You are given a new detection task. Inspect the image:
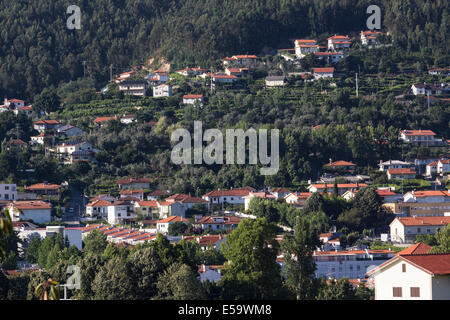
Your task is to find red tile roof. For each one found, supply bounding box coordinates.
[26,183,61,190]
[409,190,447,197]
[394,216,450,227]
[94,116,117,123]
[401,130,436,136]
[387,168,416,175]
[400,254,450,275]
[203,189,250,197]
[157,216,184,224]
[397,243,432,256]
[183,94,203,99]
[325,160,356,167]
[136,201,158,207]
[9,201,51,210]
[310,183,368,189]
[314,67,335,73]
[87,200,111,207]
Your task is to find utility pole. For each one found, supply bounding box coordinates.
[110,64,113,82]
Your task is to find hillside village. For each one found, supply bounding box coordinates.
[1,27,450,301]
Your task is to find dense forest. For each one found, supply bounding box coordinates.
[0,0,448,99]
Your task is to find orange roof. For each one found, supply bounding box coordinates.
[120,189,144,195]
[137,201,158,207]
[314,249,392,256]
[397,243,432,256]
[183,94,203,99]
[401,130,436,136]
[9,201,51,210]
[233,55,257,59]
[295,39,317,43]
[157,216,183,224]
[26,183,60,190]
[325,160,356,167]
[94,116,116,123]
[399,254,450,275]
[203,189,250,197]
[410,190,447,197]
[87,200,111,207]
[328,35,351,40]
[395,216,450,227]
[387,168,416,174]
[314,67,334,73]
[310,183,368,189]
[376,189,397,196]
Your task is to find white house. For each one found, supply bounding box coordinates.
[327,35,352,51]
[314,52,345,63]
[386,168,416,180]
[367,253,450,300]
[156,216,185,234]
[198,264,223,283]
[378,160,412,172]
[411,84,442,96]
[153,84,173,97]
[8,201,52,224]
[284,192,312,208]
[156,201,185,219]
[390,216,450,244]
[33,120,61,133]
[56,125,83,138]
[202,189,251,206]
[183,94,204,106]
[118,80,149,96]
[212,73,238,83]
[294,39,319,58]
[120,114,136,124]
[107,201,135,225]
[360,30,382,46]
[86,199,111,218]
[16,225,83,250]
[0,184,17,201]
[313,67,334,80]
[265,76,286,87]
[313,249,395,279]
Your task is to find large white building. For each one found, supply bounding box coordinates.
[202,189,252,206]
[153,84,173,97]
[8,201,52,223]
[0,184,17,201]
[313,249,395,279]
[367,253,450,300]
[15,225,83,250]
[390,216,450,244]
[107,201,135,225]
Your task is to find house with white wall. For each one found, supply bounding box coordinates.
[0,184,17,201]
[367,253,450,300]
[8,201,52,223]
[390,216,450,243]
[153,84,173,97]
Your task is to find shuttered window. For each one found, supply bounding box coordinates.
[410,287,420,297]
[393,287,402,297]
[402,264,406,272]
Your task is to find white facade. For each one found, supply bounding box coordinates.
[107,204,135,224]
[0,184,17,201]
[17,226,83,250]
[390,217,449,244]
[313,250,395,279]
[368,256,450,300]
[8,202,52,224]
[153,84,173,97]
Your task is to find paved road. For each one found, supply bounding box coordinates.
[63,185,87,224]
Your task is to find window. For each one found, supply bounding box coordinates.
[417,228,421,233]
[402,264,406,272]
[410,287,420,297]
[5,186,9,190]
[393,287,402,297]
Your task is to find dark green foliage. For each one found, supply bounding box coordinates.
[83,230,108,255]
[168,221,188,236]
[281,216,321,300]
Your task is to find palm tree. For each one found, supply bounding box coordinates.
[0,209,13,259]
[35,278,60,300]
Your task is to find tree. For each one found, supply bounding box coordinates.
[72,253,105,299]
[156,262,205,300]
[33,87,60,114]
[248,198,280,223]
[355,283,374,300]
[430,225,450,254]
[317,278,356,300]
[168,221,188,236]
[0,209,12,260]
[91,258,134,300]
[220,218,285,299]
[128,247,164,300]
[34,278,60,300]
[83,230,108,255]
[281,216,321,300]
[302,192,325,214]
